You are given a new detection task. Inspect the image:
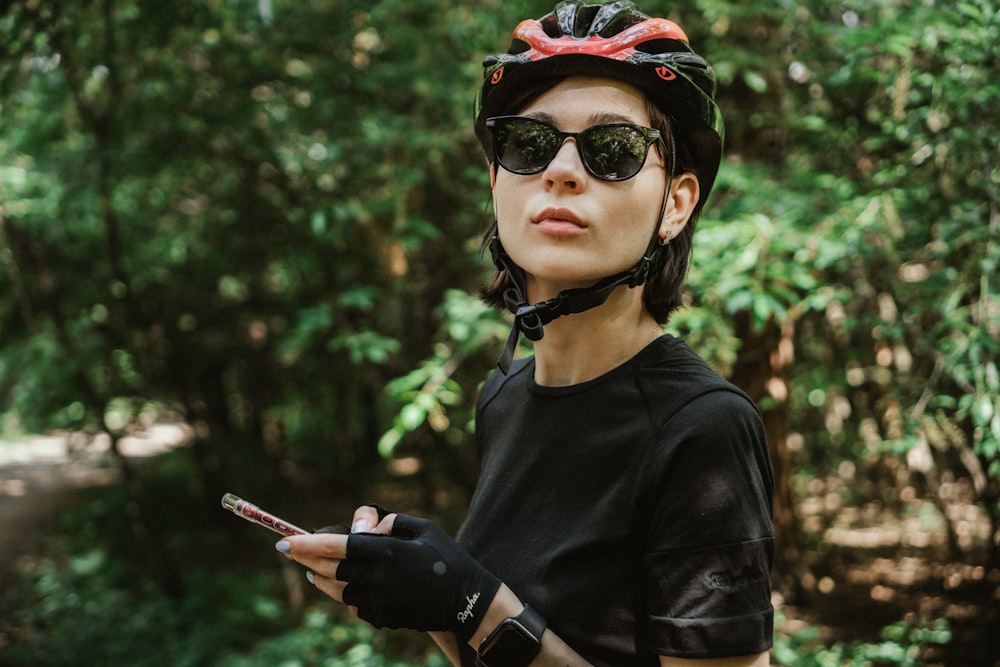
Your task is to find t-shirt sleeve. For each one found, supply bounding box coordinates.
[642,388,775,658]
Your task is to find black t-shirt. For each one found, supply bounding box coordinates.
[457,335,774,666]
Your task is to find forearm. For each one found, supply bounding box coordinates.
[467,584,593,667]
[467,585,770,667]
[430,631,462,667]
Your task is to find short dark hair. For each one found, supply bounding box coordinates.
[479,80,704,324]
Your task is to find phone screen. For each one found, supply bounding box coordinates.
[221,492,309,536]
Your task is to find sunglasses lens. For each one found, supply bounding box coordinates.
[490,117,656,181]
[494,119,561,174]
[579,126,649,181]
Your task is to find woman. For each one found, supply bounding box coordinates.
[276,2,775,666]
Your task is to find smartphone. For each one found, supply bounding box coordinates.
[221,492,309,537]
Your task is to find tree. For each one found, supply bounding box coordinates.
[1,1,997,660]
[0,0,515,589]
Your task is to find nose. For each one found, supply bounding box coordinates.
[543,138,587,191]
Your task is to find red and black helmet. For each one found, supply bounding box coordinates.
[475,0,724,197]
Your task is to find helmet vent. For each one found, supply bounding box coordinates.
[540,11,564,38]
[599,14,644,37]
[508,39,531,55]
[543,1,646,39]
[573,6,600,37]
[634,38,690,55]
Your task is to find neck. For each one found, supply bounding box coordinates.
[529,284,663,387]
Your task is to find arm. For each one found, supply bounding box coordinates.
[473,585,769,667]
[660,655,769,667]
[278,513,593,666]
[429,632,462,667]
[468,583,590,667]
[278,508,770,667]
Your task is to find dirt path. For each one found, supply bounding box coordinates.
[0,427,189,589]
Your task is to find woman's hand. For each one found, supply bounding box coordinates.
[276,509,501,643]
[274,505,394,611]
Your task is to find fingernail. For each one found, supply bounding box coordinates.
[306,571,315,584]
[275,540,291,553]
[351,519,369,534]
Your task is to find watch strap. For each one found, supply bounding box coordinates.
[475,605,547,667]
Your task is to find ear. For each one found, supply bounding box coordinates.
[658,172,700,243]
[489,162,497,190]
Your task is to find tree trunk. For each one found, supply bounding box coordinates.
[108,431,186,599]
[728,313,805,602]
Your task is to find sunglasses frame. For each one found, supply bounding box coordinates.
[486,115,664,182]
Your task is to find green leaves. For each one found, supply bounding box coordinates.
[1,0,997,664]
[0,0,505,482]
[377,290,507,458]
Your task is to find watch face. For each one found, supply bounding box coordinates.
[478,618,541,667]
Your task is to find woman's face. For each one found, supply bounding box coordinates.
[492,76,681,301]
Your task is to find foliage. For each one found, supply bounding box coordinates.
[215,611,450,667]
[1,0,998,664]
[0,481,445,667]
[778,0,1000,557]
[0,0,512,494]
[1,551,283,667]
[772,613,952,667]
[0,479,276,665]
[378,289,508,458]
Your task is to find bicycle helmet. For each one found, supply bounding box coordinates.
[476,0,723,196]
[476,1,725,373]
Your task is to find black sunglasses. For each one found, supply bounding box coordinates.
[486,115,664,182]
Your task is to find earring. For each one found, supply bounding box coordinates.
[658,230,672,246]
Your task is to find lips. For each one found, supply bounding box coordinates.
[532,207,587,229]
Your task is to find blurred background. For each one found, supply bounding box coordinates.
[0,0,997,665]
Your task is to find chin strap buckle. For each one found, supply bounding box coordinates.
[489,235,659,375]
[497,290,556,375]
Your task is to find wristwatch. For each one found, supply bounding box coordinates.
[475,605,547,667]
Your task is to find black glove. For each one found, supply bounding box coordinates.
[337,513,501,643]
